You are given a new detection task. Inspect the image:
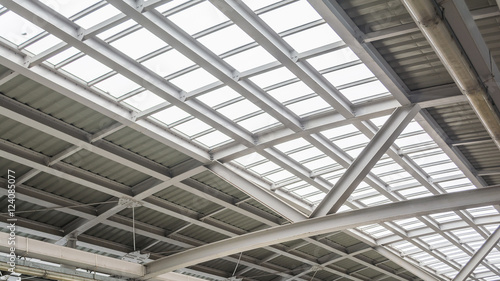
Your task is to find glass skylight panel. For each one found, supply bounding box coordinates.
[110,28,166,59]
[323,64,375,87]
[320,124,358,139]
[360,194,390,206]
[288,147,323,162]
[217,99,260,120]
[283,24,341,53]
[154,0,190,13]
[265,170,294,182]
[286,96,331,116]
[194,130,232,148]
[306,47,358,71]
[302,157,336,171]
[197,86,240,108]
[167,1,228,35]
[339,80,390,103]
[250,161,280,175]
[96,19,137,40]
[292,185,317,196]
[267,81,314,103]
[61,55,112,82]
[258,1,321,33]
[242,0,281,11]
[224,46,276,72]
[307,193,325,203]
[233,152,266,167]
[332,133,369,150]
[412,152,450,166]
[467,206,498,217]
[237,112,279,132]
[93,74,140,98]
[23,34,62,55]
[142,49,195,78]
[398,186,432,199]
[0,11,44,45]
[169,68,218,92]
[274,138,310,153]
[197,25,253,55]
[172,118,211,137]
[39,0,99,18]
[249,67,296,88]
[394,218,426,231]
[47,47,80,65]
[151,106,190,126]
[74,4,121,29]
[123,91,165,111]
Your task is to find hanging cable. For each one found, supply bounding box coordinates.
[231,252,243,278]
[132,205,136,252]
[309,267,319,281]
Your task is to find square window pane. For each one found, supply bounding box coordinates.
[0,11,43,45]
[249,67,295,89]
[198,25,253,55]
[47,47,80,65]
[307,47,358,71]
[286,96,331,116]
[24,34,62,55]
[40,0,99,18]
[340,80,390,103]
[224,46,276,73]
[237,112,279,132]
[142,49,195,77]
[123,91,165,111]
[151,106,190,126]
[259,1,321,33]
[169,68,218,92]
[61,55,112,82]
[168,1,228,35]
[110,28,166,59]
[217,99,260,120]
[284,24,341,53]
[195,130,232,148]
[74,4,121,29]
[323,64,374,87]
[173,118,211,137]
[267,81,313,103]
[197,86,241,107]
[94,74,141,98]
[233,152,266,166]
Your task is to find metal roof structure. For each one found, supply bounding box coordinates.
[1,0,500,280]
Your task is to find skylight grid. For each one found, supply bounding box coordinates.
[257,0,322,34]
[40,0,100,19]
[110,28,167,60]
[23,34,62,55]
[0,11,44,45]
[167,1,228,35]
[123,90,165,111]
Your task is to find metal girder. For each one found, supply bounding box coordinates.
[435,0,500,115]
[210,0,354,118]
[311,105,420,217]
[144,186,500,278]
[453,225,500,281]
[208,162,308,222]
[0,44,210,163]
[375,247,439,281]
[106,0,303,133]
[0,0,254,147]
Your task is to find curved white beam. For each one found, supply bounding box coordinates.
[144,186,500,278]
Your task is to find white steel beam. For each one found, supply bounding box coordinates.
[144,186,500,278]
[311,105,420,217]
[0,0,254,147]
[453,225,500,281]
[210,0,354,118]
[106,0,303,132]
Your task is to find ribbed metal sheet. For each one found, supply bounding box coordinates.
[192,170,248,200]
[476,15,500,66]
[427,102,490,141]
[104,126,193,168]
[177,224,228,244]
[0,75,116,134]
[85,223,156,250]
[154,185,222,216]
[25,171,113,204]
[0,114,73,157]
[325,232,362,248]
[267,254,305,270]
[337,0,454,90]
[211,209,265,232]
[296,243,331,258]
[372,31,454,90]
[0,157,32,178]
[117,205,186,232]
[62,149,150,187]
[0,198,76,228]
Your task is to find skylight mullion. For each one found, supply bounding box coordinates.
[109,1,305,133]
[213,0,355,119]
